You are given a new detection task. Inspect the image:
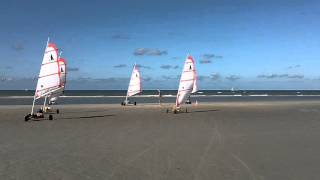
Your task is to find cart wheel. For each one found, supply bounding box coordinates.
[49,115,53,120]
[25,114,31,122]
[56,109,60,114]
[134,102,137,106]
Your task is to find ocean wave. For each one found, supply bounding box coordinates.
[249,94,269,97]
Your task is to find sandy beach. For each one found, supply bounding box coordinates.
[1,100,320,179]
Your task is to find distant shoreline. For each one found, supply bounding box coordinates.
[2,95,320,106]
[3,94,320,98]
[1,90,320,97]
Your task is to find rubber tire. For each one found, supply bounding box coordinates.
[49,115,53,120]
[25,114,31,122]
[56,109,60,114]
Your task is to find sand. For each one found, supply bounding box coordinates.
[1,101,320,179]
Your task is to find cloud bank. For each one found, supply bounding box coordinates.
[112,34,130,40]
[136,64,151,69]
[134,48,168,56]
[68,67,80,72]
[257,74,304,79]
[113,64,127,68]
[11,42,24,52]
[160,65,179,70]
[199,53,223,64]
[226,75,241,81]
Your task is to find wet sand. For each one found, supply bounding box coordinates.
[1,101,320,179]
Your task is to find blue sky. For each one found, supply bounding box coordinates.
[1,0,320,90]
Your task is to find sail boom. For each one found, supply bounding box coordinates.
[41,61,58,66]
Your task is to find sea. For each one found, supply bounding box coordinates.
[1,90,320,105]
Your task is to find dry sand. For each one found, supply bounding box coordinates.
[1,101,320,179]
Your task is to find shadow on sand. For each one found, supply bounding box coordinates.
[59,114,115,120]
[60,110,109,114]
[28,114,115,121]
[191,109,220,113]
[165,109,220,114]
[30,118,49,122]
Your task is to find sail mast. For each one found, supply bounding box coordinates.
[30,96,36,115]
[43,96,47,110]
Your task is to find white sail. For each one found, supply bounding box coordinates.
[191,69,198,93]
[58,57,67,87]
[176,55,197,107]
[35,42,61,99]
[127,64,142,97]
[49,57,67,103]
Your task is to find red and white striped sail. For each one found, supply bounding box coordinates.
[192,70,198,93]
[127,64,142,97]
[176,55,197,107]
[48,57,67,103]
[58,58,67,87]
[35,42,61,99]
